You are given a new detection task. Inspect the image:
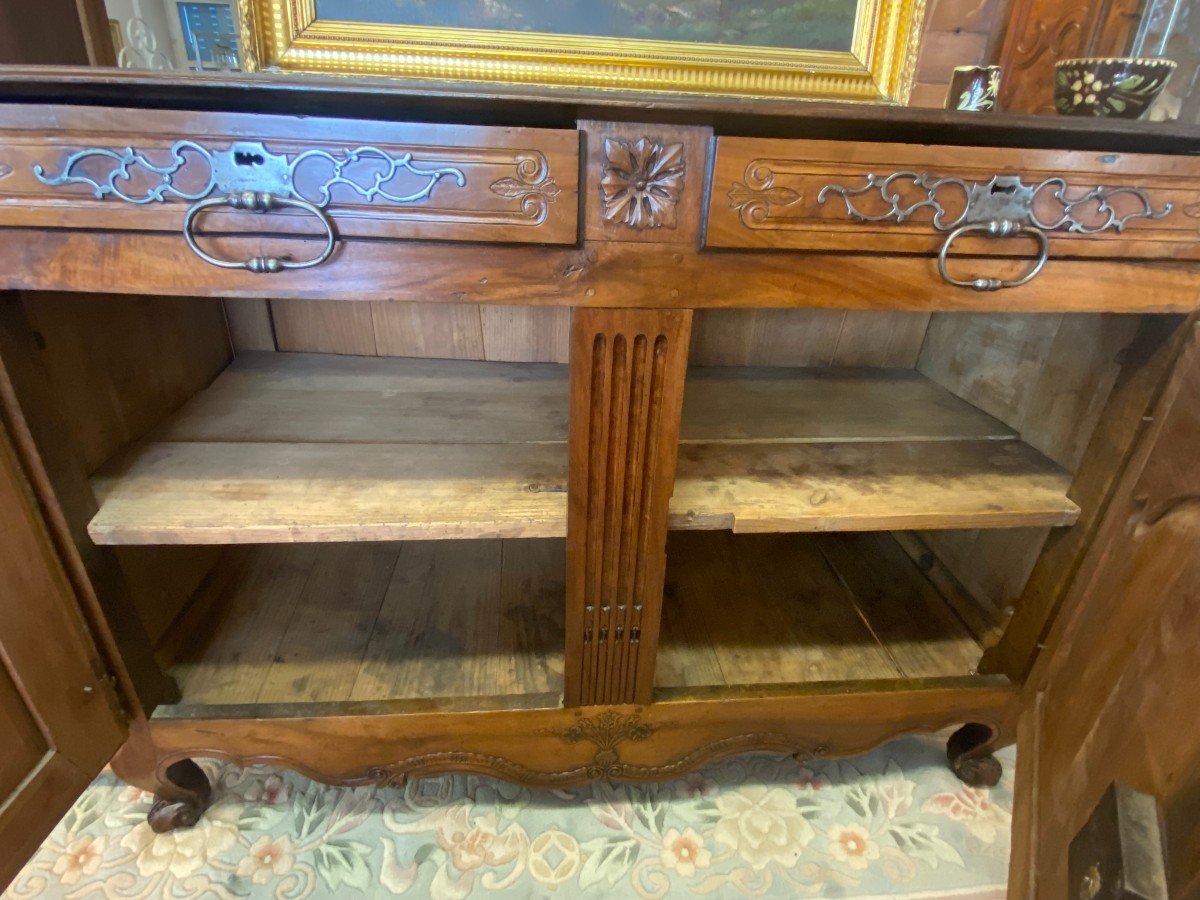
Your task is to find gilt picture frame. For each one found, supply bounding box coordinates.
[236,0,927,103]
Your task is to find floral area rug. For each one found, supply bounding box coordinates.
[5,736,1015,899]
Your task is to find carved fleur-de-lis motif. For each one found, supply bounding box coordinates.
[728,181,801,212]
[490,175,561,203]
[600,138,685,229]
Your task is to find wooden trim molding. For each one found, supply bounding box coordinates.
[565,308,692,706]
[143,679,1018,791]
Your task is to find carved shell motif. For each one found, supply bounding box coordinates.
[600,138,685,229]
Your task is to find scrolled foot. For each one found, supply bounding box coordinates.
[946,722,1002,788]
[147,760,212,833]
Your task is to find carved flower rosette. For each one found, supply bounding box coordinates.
[600,138,685,229]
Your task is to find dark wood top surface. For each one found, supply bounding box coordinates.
[2,65,1200,153]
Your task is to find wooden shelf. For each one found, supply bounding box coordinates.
[163,538,565,707]
[657,530,986,691]
[88,352,1078,545]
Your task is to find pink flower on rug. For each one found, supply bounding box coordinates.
[674,772,718,800]
[921,787,1012,844]
[236,835,294,884]
[243,774,291,805]
[827,823,880,870]
[791,767,830,793]
[659,827,711,877]
[436,804,525,873]
[117,785,156,805]
[52,835,107,884]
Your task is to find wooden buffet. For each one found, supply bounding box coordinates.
[1,69,1199,870]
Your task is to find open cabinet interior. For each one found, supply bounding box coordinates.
[3,292,1182,715]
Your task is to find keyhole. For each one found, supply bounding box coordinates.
[990,181,1017,195]
[234,150,265,167]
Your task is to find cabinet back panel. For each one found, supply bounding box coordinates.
[241,300,930,369]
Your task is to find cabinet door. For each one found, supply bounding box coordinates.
[1012,322,1200,897]
[0,421,127,889]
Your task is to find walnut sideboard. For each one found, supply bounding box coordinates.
[2,68,1199,873]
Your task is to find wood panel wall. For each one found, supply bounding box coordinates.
[21,293,231,643]
[228,300,931,369]
[910,0,1014,109]
[912,312,1142,616]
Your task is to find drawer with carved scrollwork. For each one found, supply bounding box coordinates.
[707,136,1200,291]
[0,104,578,273]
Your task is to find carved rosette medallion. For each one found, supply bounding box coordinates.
[600,138,685,229]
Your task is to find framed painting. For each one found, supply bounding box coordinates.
[235,0,927,103]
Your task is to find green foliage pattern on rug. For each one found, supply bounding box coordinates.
[5,736,1014,899]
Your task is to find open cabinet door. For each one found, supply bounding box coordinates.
[0,418,127,889]
[1011,321,1200,898]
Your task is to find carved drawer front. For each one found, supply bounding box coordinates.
[708,136,1200,289]
[0,104,578,269]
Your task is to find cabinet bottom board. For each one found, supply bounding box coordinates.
[158,529,989,712]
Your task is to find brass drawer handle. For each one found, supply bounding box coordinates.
[183,191,336,273]
[937,221,1050,291]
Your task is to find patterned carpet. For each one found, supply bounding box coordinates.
[5,736,1015,899]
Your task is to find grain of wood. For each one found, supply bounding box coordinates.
[89,441,570,544]
[352,541,502,700]
[816,532,983,677]
[257,543,398,703]
[170,545,318,704]
[1019,314,1141,469]
[87,353,1079,543]
[657,532,902,688]
[681,367,1015,444]
[173,539,565,705]
[371,302,485,360]
[9,230,1198,311]
[917,313,1065,433]
[223,299,275,352]
[480,305,571,362]
[832,312,933,367]
[22,292,230,473]
[497,539,566,695]
[892,531,1010,646]
[671,439,1079,533]
[915,313,1142,617]
[270,299,377,355]
[155,355,569,445]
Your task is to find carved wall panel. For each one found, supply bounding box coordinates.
[565,307,692,707]
[995,0,1143,115]
[0,104,580,245]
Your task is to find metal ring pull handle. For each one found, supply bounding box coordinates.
[183,191,336,273]
[937,221,1050,292]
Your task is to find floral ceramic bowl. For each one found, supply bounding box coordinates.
[1054,57,1175,118]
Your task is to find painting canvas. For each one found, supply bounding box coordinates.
[316,0,857,52]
